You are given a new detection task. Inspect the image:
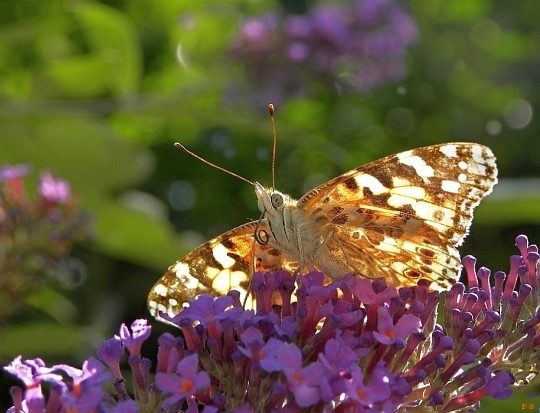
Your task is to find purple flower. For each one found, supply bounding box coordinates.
[4,357,111,413]
[60,385,104,412]
[258,337,287,372]
[5,235,540,412]
[373,305,421,344]
[344,364,392,405]
[116,319,152,357]
[239,16,277,47]
[111,400,139,413]
[319,336,358,374]
[352,277,399,305]
[4,357,40,387]
[485,371,514,399]
[0,164,93,321]
[275,343,328,407]
[56,357,111,390]
[163,294,239,339]
[154,354,211,408]
[37,171,72,204]
[156,332,184,374]
[97,338,125,379]
[4,357,63,386]
[0,164,31,182]
[237,327,265,360]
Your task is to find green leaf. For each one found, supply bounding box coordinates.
[0,323,86,359]
[71,1,142,96]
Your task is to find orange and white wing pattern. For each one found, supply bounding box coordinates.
[298,142,497,290]
[147,221,293,322]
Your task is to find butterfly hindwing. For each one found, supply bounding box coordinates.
[147,221,293,321]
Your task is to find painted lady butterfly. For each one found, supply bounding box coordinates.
[148,141,497,322]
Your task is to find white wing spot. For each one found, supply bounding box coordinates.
[171,262,200,289]
[392,177,412,187]
[398,155,434,178]
[212,269,248,294]
[458,161,468,170]
[172,262,189,277]
[213,243,236,268]
[441,180,460,194]
[357,174,389,195]
[439,144,458,157]
[388,186,427,207]
[471,144,486,163]
[458,173,467,183]
[153,284,169,297]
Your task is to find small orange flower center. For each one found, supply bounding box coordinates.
[180,379,194,393]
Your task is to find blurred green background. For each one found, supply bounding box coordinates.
[1,0,539,410]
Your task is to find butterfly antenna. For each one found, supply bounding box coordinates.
[268,104,277,190]
[174,143,254,186]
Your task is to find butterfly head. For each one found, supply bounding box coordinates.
[254,182,295,217]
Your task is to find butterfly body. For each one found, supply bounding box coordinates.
[149,142,497,322]
[255,182,327,272]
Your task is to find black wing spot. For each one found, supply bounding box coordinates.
[222,239,235,249]
[343,177,359,191]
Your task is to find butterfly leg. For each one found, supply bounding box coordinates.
[294,222,307,276]
[241,234,259,309]
[334,236,365,275]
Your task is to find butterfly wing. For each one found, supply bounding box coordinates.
[297,142,497,290]
[147,221,294,321]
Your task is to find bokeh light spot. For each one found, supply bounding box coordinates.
[385,107,416,136]
[485,120,502,136]
[167,180,196,211]
[503,98,532,129]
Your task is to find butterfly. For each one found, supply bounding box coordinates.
[148,142,498,322]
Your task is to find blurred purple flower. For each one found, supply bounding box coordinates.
[228,0,419,105]
[0,164,31,182]
[0,164,92,324]
[38,171,72,204]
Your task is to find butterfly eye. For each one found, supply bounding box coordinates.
[255,229,269,245]
[271,193,283,208]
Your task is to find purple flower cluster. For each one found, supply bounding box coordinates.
[5,357,132,413]
[228,0,419,105]
[5,235,540,412]
[0,164,92,322]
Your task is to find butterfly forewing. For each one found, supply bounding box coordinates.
[299,143,497,289]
